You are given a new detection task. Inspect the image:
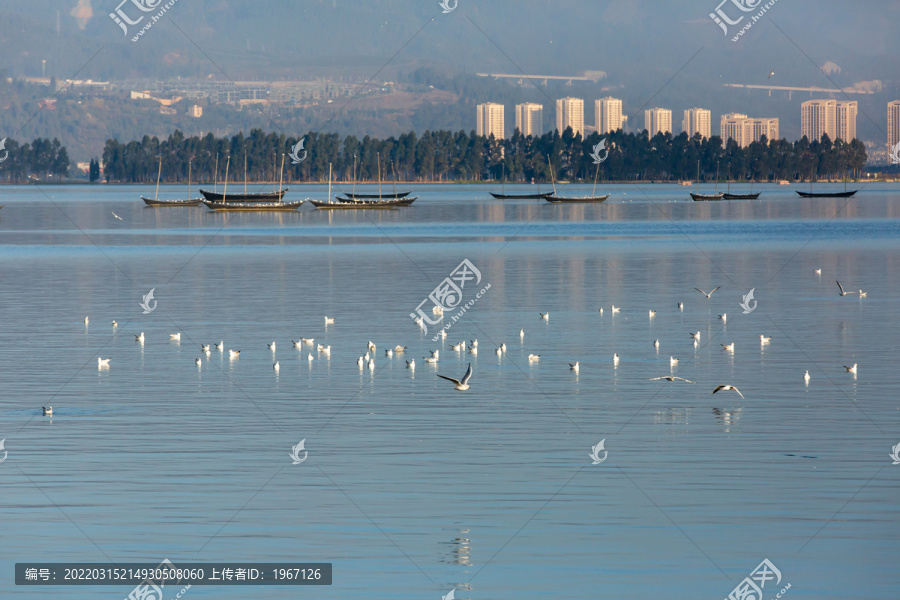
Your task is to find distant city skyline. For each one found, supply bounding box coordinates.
[476,102,504,139]
[683,108,712,140]
[644,108,672,137]
[556,97,584,138]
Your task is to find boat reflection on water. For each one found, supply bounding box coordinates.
[440,528,472,567]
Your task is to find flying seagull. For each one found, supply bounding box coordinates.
[438,363,473,391]
[649,376,696,383]
[843,363,857,375]
[695,287,721,299]
[836,281,856,297]
[111,211,123,220]
[712,384,744,399]
[768,68,775,79]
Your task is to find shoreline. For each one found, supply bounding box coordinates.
[3,179,893,186]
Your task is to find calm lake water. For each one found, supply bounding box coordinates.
[0,182,898,599]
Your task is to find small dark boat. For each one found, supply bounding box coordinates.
[142,196,203,207]
[199,188,288,202]
[342,190,411,199]
[796,190,857,198]
[490,192,548,199]
[690,192,725,201]
[203,200,304,211]
[313,197,417,209]
[722,192,760,200]
[543,193,610,203]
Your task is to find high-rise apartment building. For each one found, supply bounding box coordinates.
[801,100,835,142]
[595,97,623,134]
[889,101,900,150]
[720,114,778,147]
[515,103,543,136]
[476,102,505,139]
[682,108,711,139]
[644,108,672,136]
[835,101,857,142]
[556,97,584,137]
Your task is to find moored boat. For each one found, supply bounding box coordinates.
[691,192,725,201]
[490,192,547,199]
[795,190,857,198]
[314,197,416,209]
[342,190,411,199]
[142,197,203,206]
[203,200,304,211]
[722,192,760,200]
[543,193,610,203]
[199,188,288,202]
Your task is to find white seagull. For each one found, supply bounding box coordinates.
[649,376,696,383]
[613,353,620,366]
[670,356,679,366]
[273,361,280,371]
[540,312,549,321]
[293,340,303,349]
[97,357,111,368]
[495,347,502,356]
[43,406,53,416]
[268,342,276,351]
[394,345,407,353]
[836,281,856,297]
[695,287,721,299]
[368,341,376,352]
[569,361,580,372]
[649,310,656,318]
[500,343,507,353]
[215,341,224,351]
[229,349,240,359]
[368,359,375,370]
[718,314,727,323]
[386,349,393,358]
[520,328,525,339]
[201,344,210,353]
[424,351,439,364]
[84,316,89,324]
[843,363,857,375]
[437,363,473,391]
[407,359,415,369]
[196,358,202,368]
[528,354,541,362]
[135,332,145,343]
[451,342,465,351]
[324,316,335,324]
[599,307,604,315]
[112,211,123,220]
[814,268,822,275]
[112,321,118,328]
[690,331,701,341]
[358,356,365,367]
[307,353,314,361]
[712,384,744,399]
[803,370,811,383]
[859,289,867,298]
[611,305,621,313]
[468,346,478,355]
[678,302,684,311]
[653,339,660,348]
[170,333,181,341]
[301,337,315,345]
[470,339,478,347]
[722,342,735,352]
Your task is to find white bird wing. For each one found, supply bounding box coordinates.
[459,363,473,385]
[732,387,744,399]
[437,374,461,385]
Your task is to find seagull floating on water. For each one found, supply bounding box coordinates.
[500,343,507,353]
[97,357,111,368]
[495,347,502,356]
[528,354,541,362]
[112,321,117,328]
[43,406,52,416]
[653,339,660,348]
[649,376,695,383]
[293,340,303,349]
[437,363,473,391]
[540,312,549,321]
[695,287,721,299]
[843,363,857,375]
[273,361,280,371]
[451,342,464,351]
[386,349,393,358]
[394,345,407,353]
[599,307,604,315]
[170,333,181,341]
[84,316,90,325]
[358,356,364,367]
[814,268,822,275]
[196,358,202,368]
[135,332,145,343]
[229,349,240,359]
[613,353,620,366]
[649,310,656,318]
[307,353,314,361]
[407,359,415,369]
[368,341,376,352]
[722,342,735,352]
[678,302,684,311]
[718,314,727,323]
[611,305,621,313]
[520,328,525,338]
[803,370,810,383]
[712,384,744,399]
[215,341,224,351]
[468,346,478,355]
[424,351,439,363]
[201,344,210,353]
[470,339,478,347]
[268,342,276,351]
[690,331,701,341]
[859,290,867,298]
[670,356,679,366]
[324,316,335,325]
[569,361,579,372]
[368,359,375,370]
[760,335,771,344]
[301,337,314,345]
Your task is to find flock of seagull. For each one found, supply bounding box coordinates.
[44,274,861,416]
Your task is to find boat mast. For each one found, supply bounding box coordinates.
[188,159,191,201]
[501,162,505,195]
[328,162,332,204]
[244,153,248,195]
[353,154,357,197]
[154,156,162,201]
[214,153,219,193]
[223,155,230,200]
[391,160,397,197]
[273,152,277,192]
[548,156,557,195]
[278,153,285,197]
[696,160,700,194]
[714,162,719,195]
[592,160,600,197]
[377,152,382,199]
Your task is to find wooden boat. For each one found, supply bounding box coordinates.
[490,192,547,199]
[336,195,416,206]
[342,190,411,199]
[199,188,288,202]
[203,199,303,211]
[310,198,411,209]
[690,192,725,201]
[795,190,857,198]
[543,193,610,203]
[722,192,760,200]
[142,197,202,206]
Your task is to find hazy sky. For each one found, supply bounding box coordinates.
[2,0,899,141]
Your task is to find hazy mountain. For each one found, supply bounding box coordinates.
[1,0,898,145]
